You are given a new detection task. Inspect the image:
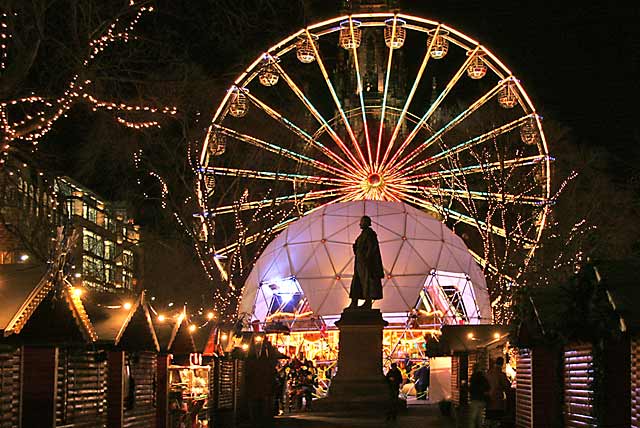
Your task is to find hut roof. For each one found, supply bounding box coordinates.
[152,312,196,355]
[84,290,159,351]
[0,264,96,342]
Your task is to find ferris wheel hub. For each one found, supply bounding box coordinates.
[367,173,382,187]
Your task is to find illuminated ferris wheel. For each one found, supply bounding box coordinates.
[197,12,552,300]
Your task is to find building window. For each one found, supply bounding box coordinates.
[83,230,104,258]
[82,202,98,223]
[83,255,104,282]
[104,240,115,260]
[122,250,134,270]
[105,263,115,284]
[122,270,133,289]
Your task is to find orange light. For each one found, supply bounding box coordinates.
[158,314,165,322]
[467,332,474,339]
[72,287,83,298]
[207,312,215,320]
[189,324,197,332]
[241,343,249,351]
[254,336,263,343]
[123,302,132,310]
[221,333,228,341]
[494,332,501,339]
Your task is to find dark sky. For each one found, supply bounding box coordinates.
[402,2,639,169]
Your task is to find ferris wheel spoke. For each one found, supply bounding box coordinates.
[215,195,356,257]
[397,190,536,245]
[384,46,482,171]
[388,79,505,174]
[273,61,367,173]
[201,188,351,217]
[242,91,361,178]
[381,25,441,169]
[201,166,349,186]
[347,17,373,167]
[374,16,400,170]
[395,114,536,178]
[404,154,549,183]
[304,29,368,170]
[399,185,548,206]
[214,125,348,179]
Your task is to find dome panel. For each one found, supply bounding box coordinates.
[240,201,491,323]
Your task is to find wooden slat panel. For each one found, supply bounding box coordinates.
[515,348,532,428]
[451,355,460,405]
[632,338,640,428]
[564,344,596,428]
[0,345,20,428]
[124,352,157,428]
[56,349,108,428]
[217,360,234,410]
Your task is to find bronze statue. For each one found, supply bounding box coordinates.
[349,215,384,309]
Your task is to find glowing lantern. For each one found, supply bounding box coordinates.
[229,88,248,117]
[296,36,318,63]
[498,81,518,109]
[467,51,487,79]
[428,30,449,59]
[339,20,362,50]
[520,118,539,145]
[258,57,279,86]
[384,18,406,49]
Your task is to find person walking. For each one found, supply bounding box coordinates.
[486,357,511,428]
[385,362,403,421]
[468,363,490,428]
[414,362,430,400]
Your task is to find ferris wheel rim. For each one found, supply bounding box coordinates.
[199,11,553,286]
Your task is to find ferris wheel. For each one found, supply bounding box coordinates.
[197,12,552,302]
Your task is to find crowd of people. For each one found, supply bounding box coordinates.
[273,353,319,414]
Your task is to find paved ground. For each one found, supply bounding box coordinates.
[275,400,455,428]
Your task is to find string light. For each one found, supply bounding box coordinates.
[0,2,177,153]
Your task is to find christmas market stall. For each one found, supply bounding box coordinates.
[152,310,204,428]
[514,260,636,428]
[0,263,100,428]
[83,290,160,428]
[435,324,511,419]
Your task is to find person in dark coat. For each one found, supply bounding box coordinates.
[414,362,430,400]
[469,363,490,428]
[349,215,384,309]
[385,362,403,420]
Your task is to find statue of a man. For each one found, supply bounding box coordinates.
[349,215,384,309]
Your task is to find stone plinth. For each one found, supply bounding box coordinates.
[315,307,392,413]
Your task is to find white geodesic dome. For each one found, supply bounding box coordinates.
[240,200,491,326]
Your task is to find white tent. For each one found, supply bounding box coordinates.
[240,200,492,326]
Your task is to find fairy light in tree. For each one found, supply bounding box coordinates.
[0,12,10,73]
[0,2,177,152]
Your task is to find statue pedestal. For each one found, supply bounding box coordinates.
[315,307,397,413]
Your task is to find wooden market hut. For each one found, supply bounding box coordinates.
[83,290,160,428]
[437,324,509,408]
[514,261,636,428]
[152,311,197,428]
[0,263,99,428]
